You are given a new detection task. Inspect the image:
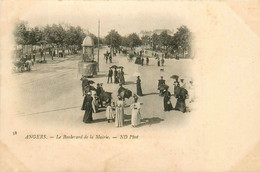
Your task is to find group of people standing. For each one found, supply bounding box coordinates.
[104,50,113,63]
[158,76,194,113]
[107,67,125,85]
[82,82,143,128]
[105,94,142,127]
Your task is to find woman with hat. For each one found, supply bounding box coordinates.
[115,95,125,127]
[81,92,93,123]
[163,88,174,112]
[105,98,114,123]
[136,76,143,96]
[130,95,142,127]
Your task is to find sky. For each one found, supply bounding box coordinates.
[20,1,191,37]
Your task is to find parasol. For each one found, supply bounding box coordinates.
[110,65,118,68]
[89,85,96,91]
[87,80,95,84]
[119,89,132,99]
[170,75,179,80]
[133,72,141,76]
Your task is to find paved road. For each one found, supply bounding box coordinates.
[11,47,194,129]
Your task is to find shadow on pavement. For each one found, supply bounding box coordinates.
[124,81,135,85]
[92,117,107,123]
[95,73,107,78]
[143,92,159,96]
[137,117,164,127]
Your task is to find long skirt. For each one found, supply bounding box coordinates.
[106,106,114,120]
[115,107,124,127]
[120,76,125,84]
[131,109,141,127]
[164,100,174,111]
[175,99,186,113]
[83,109,93,123]
[137,84,143,96]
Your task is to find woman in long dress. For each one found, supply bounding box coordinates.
[131,96,142,127]
[91,90,98,113]
[120,68,125,85]
[136,76,143,96]
[115,96,125,127]
[174,87,188,113]
[163,89,174,111]
[81,92,93,123]
[106,99,114,123]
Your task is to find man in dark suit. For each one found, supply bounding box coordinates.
[107,68,113,83]
[114,68,118,83]
[158,76,166,96]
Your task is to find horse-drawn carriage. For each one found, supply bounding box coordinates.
[12,59,32,73]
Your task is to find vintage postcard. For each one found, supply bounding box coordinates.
[0,0,260,171]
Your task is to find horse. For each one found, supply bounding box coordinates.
[119,88,132,100]
[99,90,112,107]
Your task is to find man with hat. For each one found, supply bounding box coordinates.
[107,68,113,83]
[158,76,166,96]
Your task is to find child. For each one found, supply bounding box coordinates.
[106,99,114,123]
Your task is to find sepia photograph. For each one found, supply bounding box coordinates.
[1,0,260,171]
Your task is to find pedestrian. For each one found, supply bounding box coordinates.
[107,68,113,83]
[180,79,187,89]
[98,84,104,107]
[131,95,142,127]
[141,57,144,66]
[115,96,125,127]
[33,53,35,62]
[120,68,125,85]
[80,76,88,96]
[81,92,93,123]
[109,53,112,63]
[173,80,181,98]
[40,50,44,61]
[117,69,121,84]
[105,54,108,63]
[157,58,160,66]
[187,80,195,103]
[136,76,143,96]
[174,86,188,113]
[161,57,165,66]
[114,68,118,83]
[96,83,101,97]
[106,99,114,123]
[158,76,166,96]
[91,90,98,113]
[146,57,149,65]
[163,88,174,111]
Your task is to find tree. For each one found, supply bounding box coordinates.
[28,26,43,46]
[141,35,151,47]
[159,31,171,50]
[126,33,142,48]
[104,30,122,48]
[151,33,160,50]
[121,36,129,47]
[171,25,192,58]
[13,21,29,46]
[64,25,86,48]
